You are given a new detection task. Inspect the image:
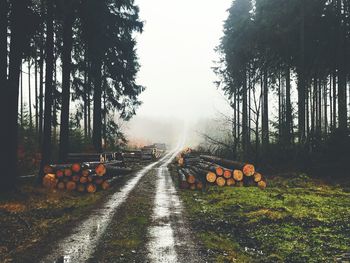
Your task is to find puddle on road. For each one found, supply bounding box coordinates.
[41,152,175,263]
[147,150,183,263]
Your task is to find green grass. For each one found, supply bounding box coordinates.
[179,173,350,263]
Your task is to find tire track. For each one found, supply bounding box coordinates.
[40,151,176,263]
[147,151,203,263]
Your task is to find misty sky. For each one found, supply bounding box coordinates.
[133,0,233,121]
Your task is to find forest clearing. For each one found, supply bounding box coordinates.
[1,0,350,262]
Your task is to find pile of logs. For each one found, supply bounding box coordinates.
[42,161,132,193]
[176,148,267,191]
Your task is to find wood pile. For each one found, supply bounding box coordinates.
[42,161,132,193]
[175,148,267,191]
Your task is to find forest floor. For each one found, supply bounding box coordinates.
[0,161,147,263]
[169,165,350,263]
[1,156,350,263]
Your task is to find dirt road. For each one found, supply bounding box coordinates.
[39,145,203,263]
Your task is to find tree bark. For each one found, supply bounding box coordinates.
[59,3,74,162]
[39,0,54,179]
[337,0,347,132]
[262,70,269,150]
[92,57,102,152]
[35,53,38,133]
[1,0,28,191]
[28,60,33,128]
[0,0,7,84]
[242,69,248,158]
[285,68,292,146]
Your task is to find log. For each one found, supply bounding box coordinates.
[94,164,132,177]
[182,168,196,184]
[101,180,110,190]
[223,169,232,179]
[206,172,217,183]
[43,174,57,189]
[216,177,226,187]
[55,169,64,178]
[215,166,224,176]
[233,170,244,181]
[258,180,267,190]
[226,178,236,186]
[71,163,81,173]
[66,181,77,191]
[200,155,255,176]
[64,168,72,177]
[87,183,97,193]
[80,176,88,184]
[253,172,263,182]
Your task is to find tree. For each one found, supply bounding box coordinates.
[58,0,75,162]
[39,0,55,178]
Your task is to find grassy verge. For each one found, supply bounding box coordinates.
[172,166,350,262]
[0,181,110,262]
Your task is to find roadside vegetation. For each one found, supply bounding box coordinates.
[175,168,350,262]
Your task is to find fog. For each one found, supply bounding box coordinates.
[126,0,233,147]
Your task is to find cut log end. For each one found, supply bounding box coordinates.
[206,172,217,183]
[71,163,81,173]
[254,172,262,182]
[187,174,196,184]
[258,180,267,190]
[223,170,232,179]
[233,170,244,181]
[226,178,236,186]
[215,166,224,176]
[216,177,226,187]
[87,183,97,193]
[43,174,57,189]
[66,181,77,191]
[95,164,106,177]
[243,164,255,177]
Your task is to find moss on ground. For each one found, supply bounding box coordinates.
[176,170,350,263]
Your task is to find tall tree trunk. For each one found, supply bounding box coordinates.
[285,68,292,146]
[0,0,7,85]
[59,4,74,162]
[333,73,337,130]
[298,0,306,144]
[83,69,88,139]
[92,57,102,152]
[262,70,269,151]
[20,64,23,126]
[35,53,39,134]
[1,0,28,190]
[337,0,347,132]
[242,70,248,159]
[28,60,32,128]
[39,0,54,179]
[38,39,44,141]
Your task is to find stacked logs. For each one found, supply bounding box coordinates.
[176,149,267,190]
[42,161,132,193]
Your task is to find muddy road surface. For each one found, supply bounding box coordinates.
[38,145,203,263]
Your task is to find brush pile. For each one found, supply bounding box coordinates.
[42,160,132,193]
[176,148,267,191]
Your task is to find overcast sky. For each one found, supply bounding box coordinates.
[133,0,233,121]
